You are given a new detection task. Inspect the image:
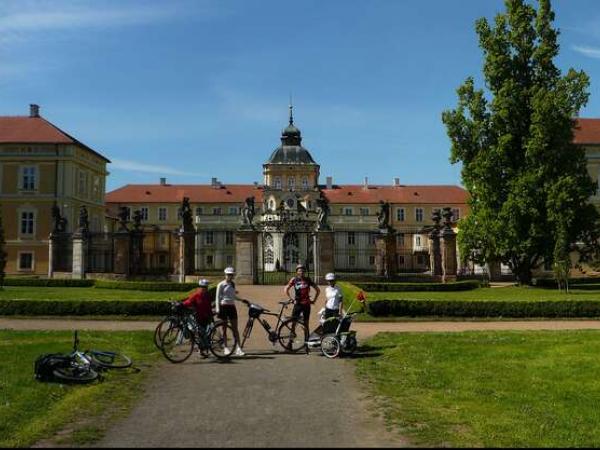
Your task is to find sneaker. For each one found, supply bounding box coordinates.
[234,346,245,357]
[223,347,232,356]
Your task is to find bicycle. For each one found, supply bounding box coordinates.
[47,330,132,383]
[158,302,238,363]
[239,299,308,353]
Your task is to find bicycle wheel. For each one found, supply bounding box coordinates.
[52,364,99,384]
[277,318,308,353]
[208,321,237,359]
[161,323,194,363]
[87,350,132,369]
[154,316,181,349]
[342,335,357,356]
[321,335,341,359]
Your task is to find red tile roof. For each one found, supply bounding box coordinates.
[106,183,468,205]
[321,185,468,204]
[0,115,110,162]
[106,184,265,204]
[574,118,600,145]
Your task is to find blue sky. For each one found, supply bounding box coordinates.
[1,0,600,191]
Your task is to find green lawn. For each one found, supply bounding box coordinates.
[356,330,600,447]
[368,285,600,302]
[0,330,161,447]
[0,286,192,301]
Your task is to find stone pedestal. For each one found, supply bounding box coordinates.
[235,230,258,285]
[441,228,457,283]
[177,229,195,283]
[113,231,131,276]
[71,232,87,280]
[375,231,398,278]
[313,231,334,284]
[428,228,442,277]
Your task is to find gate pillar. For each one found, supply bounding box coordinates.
[235,230,259,285]
[313,231,334,285]
[375,230,397,278]
[71,231,88,280]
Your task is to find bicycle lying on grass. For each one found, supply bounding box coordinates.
[155,301,238,363]
[34,330,132,384]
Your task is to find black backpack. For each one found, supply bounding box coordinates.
[34,353,71,381]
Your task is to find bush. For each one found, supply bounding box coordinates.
[3,278,95,287]
[366,299,600,318]
[533,277,600,288]
[0,299,171,316]
[94,280,198,291]
[355,280,481,292]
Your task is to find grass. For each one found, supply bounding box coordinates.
[0,286,192,301]
[367,285,600,302]
[0,330,162,447]
[355,330,600,447]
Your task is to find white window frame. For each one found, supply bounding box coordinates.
[415,208,424,222]
[397,208,405,222]
[397,233,405,246]
[19,209,36,237]
[205,231,214,245]
[274,177,282,189]
[140,207,149,221]
[158,207,168,221]
[452,208,460,221]
[360,208,369,216]
[226,255,234,266]
[287,177,295,190]
[195,207,203,217]
[344,207,353,216]
[213,207,222,216]
[17,251,35,271]
[348,255,356,267]
[20,165,38,191]
[225,231,234,245]
[206,254,214,267]
[302,176,309,189]
[229,207,238,216]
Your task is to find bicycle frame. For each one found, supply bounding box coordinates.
[240,301,291,349]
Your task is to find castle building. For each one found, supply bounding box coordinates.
[0,105,110,275]
[106,107,469,276]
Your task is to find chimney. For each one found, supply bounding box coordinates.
[160,177,166,185]
[211,177,218,188]
[29,104,40,118]
[363,176,369,189]
[394,177,400,186]
[326,176,333,189]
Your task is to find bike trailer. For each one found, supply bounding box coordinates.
[34,353,71,382]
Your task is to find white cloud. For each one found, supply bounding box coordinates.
[110,158,203,177]
[572,45,600,59]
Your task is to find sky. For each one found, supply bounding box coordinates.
[1,0,600,192]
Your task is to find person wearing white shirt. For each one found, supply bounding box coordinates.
[323,272,343,320]
[215,267,245,356]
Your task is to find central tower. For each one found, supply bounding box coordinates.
[262,105,321,213]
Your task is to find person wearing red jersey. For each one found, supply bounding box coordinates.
[284,264,320,331]
[181,278,213,357]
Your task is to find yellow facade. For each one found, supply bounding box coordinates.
[0,143,109,275]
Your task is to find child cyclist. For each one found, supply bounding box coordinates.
[181,278,213,357]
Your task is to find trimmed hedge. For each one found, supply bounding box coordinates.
[94,280,198,291]
[355,280,481,292]
[533,278,600,288]
[0,299,171,316]
[367,299,600,318]
[0,285,217,316]
[2,278,95,287]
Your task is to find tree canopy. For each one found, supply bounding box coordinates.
[442,0,599,284]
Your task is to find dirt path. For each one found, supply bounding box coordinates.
[92,351,406,448]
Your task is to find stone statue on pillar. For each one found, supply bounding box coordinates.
[117,206,129,232]
[77,205,89,235]
[441,207,458,282]
[315,192,330,231]
[429,209,443,277]
[240,196,256,229]
[377,201,392,232]
[132,209,143,232]
[51,203,67,233]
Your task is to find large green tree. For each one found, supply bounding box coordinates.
[442,0,599,285]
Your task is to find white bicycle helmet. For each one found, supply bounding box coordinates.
[224,267,235,275]
[198,279,209,287]
[325,272,336,281]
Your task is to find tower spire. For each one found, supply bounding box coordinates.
[289,95,294,125]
